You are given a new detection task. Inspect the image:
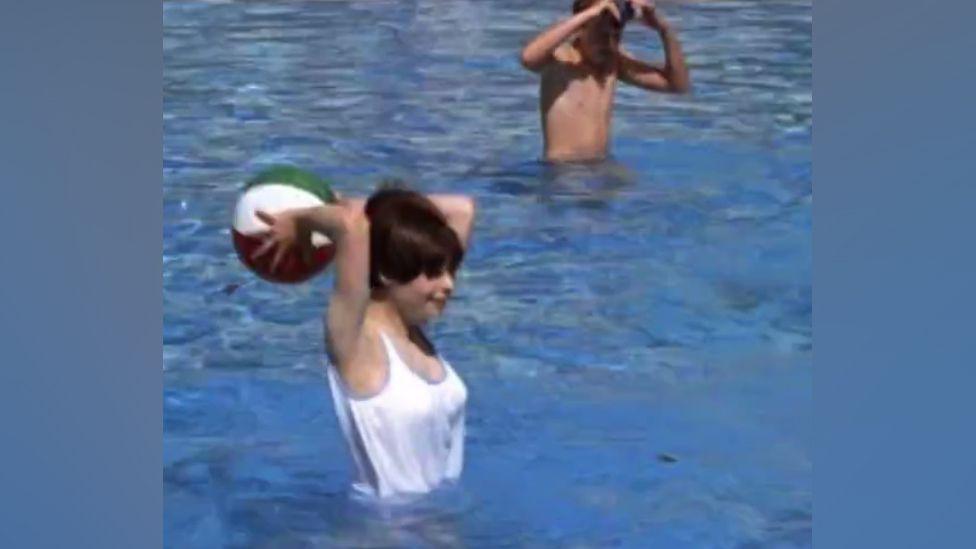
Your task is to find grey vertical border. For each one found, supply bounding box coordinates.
[0,0,161,547]
[816,0,976,546]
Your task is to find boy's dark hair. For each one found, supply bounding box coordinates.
[574,0,632,22]
[364,181,464,290]
[572,0,595,13]
[574,0,615,14]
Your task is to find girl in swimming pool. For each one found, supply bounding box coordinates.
[252,183,476,500]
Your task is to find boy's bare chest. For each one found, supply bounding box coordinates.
[544,68,617,116]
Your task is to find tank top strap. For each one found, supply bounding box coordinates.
[377,331,408,379]
[438,355,456,379]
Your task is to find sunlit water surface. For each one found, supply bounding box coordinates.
[164,1,811,546]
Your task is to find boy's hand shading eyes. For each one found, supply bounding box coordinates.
[631,0,668,31]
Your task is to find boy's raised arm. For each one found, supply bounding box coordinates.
[619,1,690,93]
[520,0,617,71]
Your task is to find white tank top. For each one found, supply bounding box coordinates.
[327,332,468,500]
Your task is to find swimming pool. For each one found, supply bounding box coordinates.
[164,0,811,546]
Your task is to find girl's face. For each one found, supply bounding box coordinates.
[386,269,456,326]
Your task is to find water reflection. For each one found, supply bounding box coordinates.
[164,0,811,546]
[482,158,637,209]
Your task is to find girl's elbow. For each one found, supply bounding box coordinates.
[455,196,476,226]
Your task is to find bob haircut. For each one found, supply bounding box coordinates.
[364,182,464,290]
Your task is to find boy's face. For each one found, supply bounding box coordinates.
[580,11,623,66]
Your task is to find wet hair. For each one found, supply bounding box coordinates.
[364,181,464,290]
[572,0,596,13]
[573,0,631,25]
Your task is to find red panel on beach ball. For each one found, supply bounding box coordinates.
[232,229,335,284]
[231,166,338,284]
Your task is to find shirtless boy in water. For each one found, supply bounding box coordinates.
[520,0,690,162]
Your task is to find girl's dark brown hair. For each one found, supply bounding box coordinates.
[364,182,464,290]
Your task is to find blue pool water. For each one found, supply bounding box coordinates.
[164,1,811,546]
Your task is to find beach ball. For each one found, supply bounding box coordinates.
[232,166,338,283]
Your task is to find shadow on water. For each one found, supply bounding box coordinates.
[481,157,638,210]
